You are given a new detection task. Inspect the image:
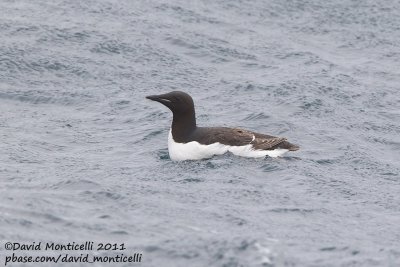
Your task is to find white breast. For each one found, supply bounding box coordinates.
[168,130,288,161]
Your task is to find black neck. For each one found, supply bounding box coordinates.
[171,111,196,142]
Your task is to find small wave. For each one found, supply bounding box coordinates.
[207,238,281,267]
[181,177,204,183]
[94,191,124,201]
[242,112,271,121]
[156,4,222,24]
[157,148,170,160]
[269,207,315,214]
[261,164,282,172]
[38,27,92,44]
[0,91,94,106]
[165,34,256,63]
[51,179,101,191]
[109,230,129,235]
[90,40,134,55]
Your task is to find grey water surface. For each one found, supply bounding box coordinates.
[1,0,399,266]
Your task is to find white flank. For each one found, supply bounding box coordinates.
[168,130,288,161]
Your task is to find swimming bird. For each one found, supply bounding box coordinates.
[146,91,299,161]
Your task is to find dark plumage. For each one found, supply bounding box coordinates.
[146,91,299,160]
[191,127,298,151]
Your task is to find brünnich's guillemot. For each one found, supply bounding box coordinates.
[146,91,299,161]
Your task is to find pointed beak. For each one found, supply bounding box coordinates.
[146,95,160,101]
[146,94,172,105]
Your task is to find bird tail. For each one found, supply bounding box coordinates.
[275,141,299,151]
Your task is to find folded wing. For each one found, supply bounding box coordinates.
[196,127,287,150]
